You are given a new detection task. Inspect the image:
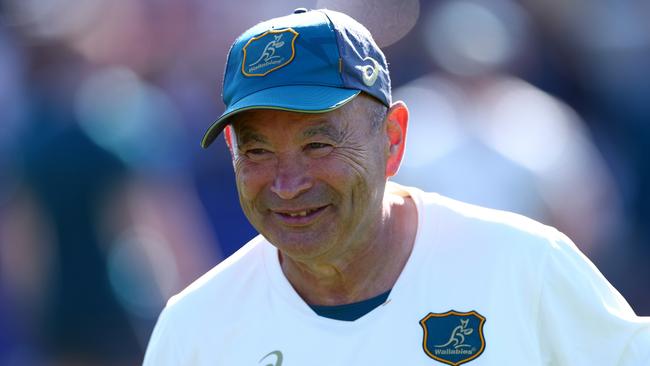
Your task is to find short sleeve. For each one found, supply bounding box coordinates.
[537,229,650,365]
[142,303,183,366]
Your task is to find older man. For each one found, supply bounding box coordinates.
[143,8,650,366]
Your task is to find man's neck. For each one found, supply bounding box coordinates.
[278,193,418,306]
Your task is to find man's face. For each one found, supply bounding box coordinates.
[229,95,389,261]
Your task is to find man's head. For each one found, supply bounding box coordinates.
[204,9,409,258]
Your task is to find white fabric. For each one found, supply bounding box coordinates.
[143,183,650,365]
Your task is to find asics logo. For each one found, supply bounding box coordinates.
[355,56,380,86]
[259,350,283,366]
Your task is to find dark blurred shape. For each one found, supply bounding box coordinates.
[0,41,142,364]
[19,111,140,364]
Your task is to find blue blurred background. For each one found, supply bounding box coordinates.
[0,0,648,364]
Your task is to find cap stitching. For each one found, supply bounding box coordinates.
[318,10,347,86]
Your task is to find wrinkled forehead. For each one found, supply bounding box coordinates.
[231,103,357,134]
[230,108,346,143]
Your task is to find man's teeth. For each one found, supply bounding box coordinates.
[280,207,323,217]
[288,211,308,217]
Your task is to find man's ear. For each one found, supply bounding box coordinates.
[384,101,409,178]
[224,125,236,159]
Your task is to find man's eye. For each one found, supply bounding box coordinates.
[244,148,271,159]
[304,142,333,157]
[305,142,332,150]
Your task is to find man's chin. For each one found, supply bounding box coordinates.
[267,233,334,261]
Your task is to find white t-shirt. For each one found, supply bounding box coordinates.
[143,184,650,365]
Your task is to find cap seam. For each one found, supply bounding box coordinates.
[318,9,347,87]
[220,40,238,103]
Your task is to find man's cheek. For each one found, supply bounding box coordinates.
[236,173,261,204]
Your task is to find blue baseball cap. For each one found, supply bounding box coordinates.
[201,8,392,148]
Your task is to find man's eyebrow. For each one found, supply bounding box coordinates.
[302,123,343,141]
[236,126,267,145]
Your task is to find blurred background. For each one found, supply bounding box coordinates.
[0,0,648,364]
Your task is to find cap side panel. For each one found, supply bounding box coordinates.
[321,10,391,106]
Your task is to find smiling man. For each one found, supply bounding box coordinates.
[226,95,414,307]
[143,8,650,366]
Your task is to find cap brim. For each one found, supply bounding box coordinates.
[201,85,360,148]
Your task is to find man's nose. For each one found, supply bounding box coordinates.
[270,155,313,200]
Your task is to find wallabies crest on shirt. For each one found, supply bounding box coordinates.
[420,310,486,365]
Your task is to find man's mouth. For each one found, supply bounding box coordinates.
[280,207,321,217]
[273,205,329,224]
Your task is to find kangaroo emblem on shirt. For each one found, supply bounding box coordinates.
[436,318,474,349]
